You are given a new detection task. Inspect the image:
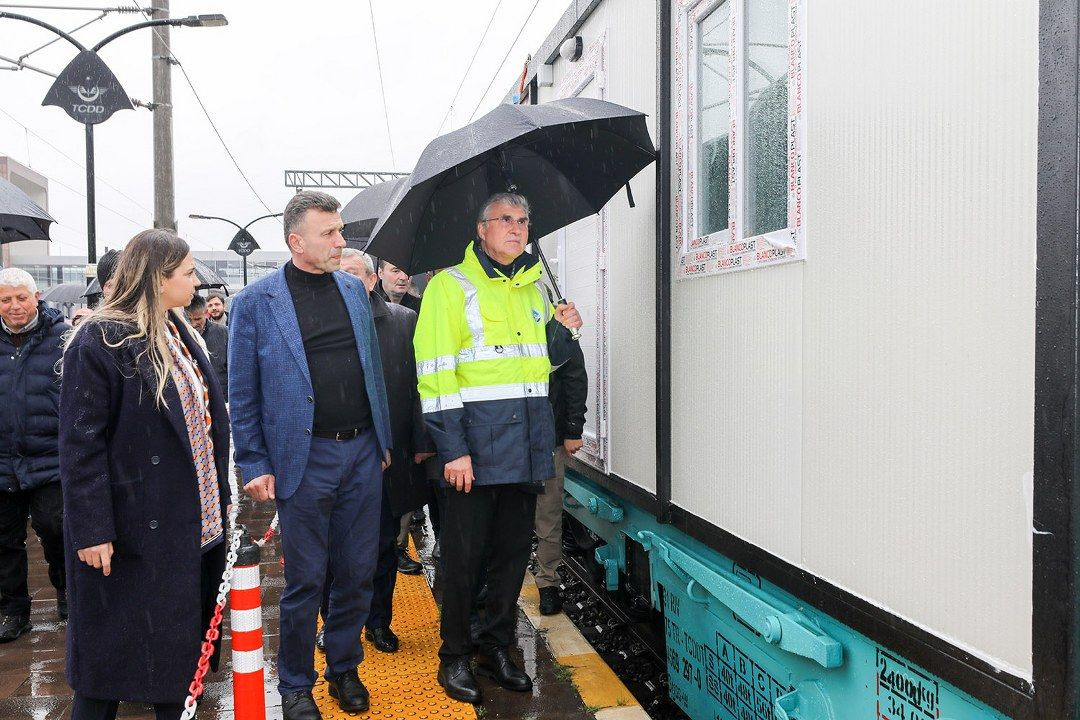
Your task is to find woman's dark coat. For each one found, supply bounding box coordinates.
[0,303,69,492]
[371,291,432,516]
[59,314,231,703]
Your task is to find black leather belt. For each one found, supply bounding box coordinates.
[312,427,365,441]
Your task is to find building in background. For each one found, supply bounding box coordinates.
[0,156,50,268]
[11,250,289,294]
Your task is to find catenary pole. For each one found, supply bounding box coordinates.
[150,0,175,230]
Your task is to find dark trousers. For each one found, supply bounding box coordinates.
[276,432,382,694]
[0,481,65,617]
[70,694,180,720]
[321,484,400,629]
[439,483,536,661]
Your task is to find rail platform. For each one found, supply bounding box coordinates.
[0,497,641,720]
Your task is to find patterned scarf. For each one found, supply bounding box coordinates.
[166,319,223,550]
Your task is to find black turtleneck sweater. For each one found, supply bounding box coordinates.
[284,261,372,433]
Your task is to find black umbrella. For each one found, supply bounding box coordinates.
[341,176,409,248]
[83,256,229,297]
[365,97,656,276]
[0,176,55,244]
[41,282,90,305]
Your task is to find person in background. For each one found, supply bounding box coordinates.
[59,229,231,720]
[376,258,421,312]
[206,290,228,327]
[533,330,588,615]
[71,307,93,327]
[0,268,69,642]
[84,248,121,308]
[375,257,436,558]
[185,294,229,395]
[230,191,392,720]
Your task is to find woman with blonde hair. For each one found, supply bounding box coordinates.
[59,229,232,720]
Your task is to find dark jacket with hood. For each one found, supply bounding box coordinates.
[0,303,69,492]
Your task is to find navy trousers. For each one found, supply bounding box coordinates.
[321,484,400,629]
[276,432,382,694]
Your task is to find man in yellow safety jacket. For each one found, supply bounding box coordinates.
[414,192,582,704]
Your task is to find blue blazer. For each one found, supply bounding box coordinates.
[228,265,393,499]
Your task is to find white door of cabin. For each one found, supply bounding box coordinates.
[553,36,610,471]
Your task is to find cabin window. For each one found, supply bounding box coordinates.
[697,2,732,239]
[744,0,789,237]
[675,0,807,278]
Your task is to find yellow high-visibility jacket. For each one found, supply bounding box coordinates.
[414,241,572,486]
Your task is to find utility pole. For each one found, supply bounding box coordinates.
[151,0,176,230]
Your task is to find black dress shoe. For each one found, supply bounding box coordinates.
[477,647,532,692]
[0,615,30,643]
[326,668,370,712]
[438,656,481,704]
[57,597,68,621]
[365,626,399,652]
[315,628,325,652]
[281,690,322,720]
[538,586,562,616]
[397,549,422,575]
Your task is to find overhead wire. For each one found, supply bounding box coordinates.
[434,0,505,136]
[366,0,396,168]
[0,106,155,220]
[17,10,107,62]
[467,0,541,124]
[127,0,278,218]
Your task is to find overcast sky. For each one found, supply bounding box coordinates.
[0,0,570,255]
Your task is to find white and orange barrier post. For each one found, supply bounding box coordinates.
[230,535,266,720]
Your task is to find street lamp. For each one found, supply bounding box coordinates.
[188,212,282,287]
[0,11,228,265]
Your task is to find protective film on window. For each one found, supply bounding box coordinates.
[674,0,807,279]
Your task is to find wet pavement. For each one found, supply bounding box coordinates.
[0,497,596,720]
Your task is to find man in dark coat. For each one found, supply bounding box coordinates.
[375,258,421,312]
[60,312,231,707]
[0,269,69,642]
[319,250,433,653]
[185,294,229,395]
[534,337,588,615]
[206,290,228,327]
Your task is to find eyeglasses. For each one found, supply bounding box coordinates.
[481,215,531,228]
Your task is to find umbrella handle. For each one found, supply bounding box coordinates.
[533,244,581,343]
[555,302,583,342]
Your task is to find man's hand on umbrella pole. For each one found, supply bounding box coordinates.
[445,454,474,493]
[555,302,583,331]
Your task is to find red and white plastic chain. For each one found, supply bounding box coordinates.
[255,512,279,547]
[180,483,242,719]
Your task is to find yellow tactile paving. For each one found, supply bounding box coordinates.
[312,541,475,720]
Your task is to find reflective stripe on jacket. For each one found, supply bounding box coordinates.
[414,242,560,486]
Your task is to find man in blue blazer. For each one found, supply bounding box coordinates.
[229,191,393,720]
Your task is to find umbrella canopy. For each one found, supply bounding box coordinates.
[341,176,409,247]
[83,256,229,297]
[40,282,90,305]
[366,97,656,274]
[0,176,55,244]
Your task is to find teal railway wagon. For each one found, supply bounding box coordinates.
[500,0,1079,718]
